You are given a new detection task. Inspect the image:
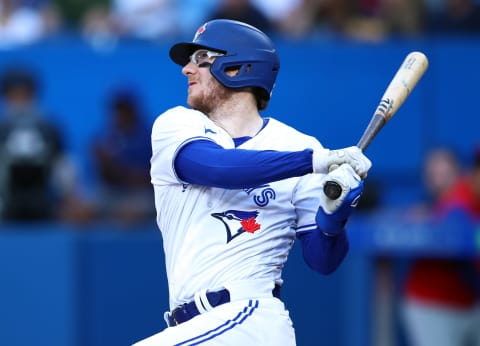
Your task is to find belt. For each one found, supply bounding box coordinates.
[168,284,281,326]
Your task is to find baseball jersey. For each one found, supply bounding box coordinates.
[150,106,326,309]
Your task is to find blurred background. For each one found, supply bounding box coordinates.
[0,0,479,345]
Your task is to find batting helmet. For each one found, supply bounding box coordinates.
[169,19,280,109]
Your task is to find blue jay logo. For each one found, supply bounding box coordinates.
[211,210,261,243]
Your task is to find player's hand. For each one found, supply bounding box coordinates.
[312,146,371,179]
[316,164,364,236]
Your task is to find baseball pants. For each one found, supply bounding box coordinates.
[133,282,296,345]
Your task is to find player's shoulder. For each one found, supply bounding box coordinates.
[154,106,205,122]
[267,117,322,148]
[152,106,208,129]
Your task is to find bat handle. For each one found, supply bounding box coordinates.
[323,180,343,199]
[322,114,386,200]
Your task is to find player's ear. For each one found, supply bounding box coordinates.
[224,66,240,77]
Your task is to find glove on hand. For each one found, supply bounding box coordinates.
[312,146,371,179]
[316,164,364,236]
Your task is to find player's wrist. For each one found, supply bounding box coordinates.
[316,208,348,236]
[316,198,354,235]
[312,148,330,173]
[317,164,364,235]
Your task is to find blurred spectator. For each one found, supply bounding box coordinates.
[375,0,425,36]
[81,1,117,51]
[91,86,155,224]
[52,0,108,32]
[175,0,219,39]
[425,0,480,33]
[79,0,180,49]
[50,0,115,50]
[401,147,480,346]
[473,146,480,205]
[108,0,178,40]
[259,0,426,41]
[266,0,371,40]
[251,0,302,33]
[206,0,274,34]
[286,0,357,38]
[0,0,59,49]
[0,65,89,222]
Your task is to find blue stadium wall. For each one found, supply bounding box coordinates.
[0,36,479,346]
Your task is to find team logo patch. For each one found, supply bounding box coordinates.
[211,210,261,243]
[193,23,207,42]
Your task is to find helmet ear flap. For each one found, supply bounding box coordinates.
[213,63,270,110]
[210,53,278,106]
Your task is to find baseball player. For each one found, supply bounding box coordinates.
[133,19,371,346]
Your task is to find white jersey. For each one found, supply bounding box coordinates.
[150,106,326,309]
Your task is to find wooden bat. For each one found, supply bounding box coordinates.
[323,51,429,200]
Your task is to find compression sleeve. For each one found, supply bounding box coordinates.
[175,139,313,189]
[298,227,349,275]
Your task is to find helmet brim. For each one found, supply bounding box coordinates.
[169,42,225,66]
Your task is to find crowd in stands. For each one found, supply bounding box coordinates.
[0,64,155,225]
[0,0,479,50]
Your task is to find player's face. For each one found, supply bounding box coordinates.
[182,50,233,115]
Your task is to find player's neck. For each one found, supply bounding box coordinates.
[209,96,263,138]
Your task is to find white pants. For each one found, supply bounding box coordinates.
[402,299,480,346]
[132,297,296,346]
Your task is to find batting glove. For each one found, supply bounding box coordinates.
[316,164,364,236]
[312,146,371,179]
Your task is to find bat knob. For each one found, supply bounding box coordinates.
[323,181,342,200]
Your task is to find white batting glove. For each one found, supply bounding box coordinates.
[320,164,362,213]
[316,164,364,235]
[312,146,372,179]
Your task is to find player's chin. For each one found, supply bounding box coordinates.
[187,95,206,112]
[187,95,198,109]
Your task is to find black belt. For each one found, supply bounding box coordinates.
[168,284,281,326]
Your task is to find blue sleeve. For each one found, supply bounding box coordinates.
[298,227,349,275]
[175,139,313,189]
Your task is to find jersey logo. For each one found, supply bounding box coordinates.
[211,210,261,243]
[244,184,276,207]
[204,127,216,135]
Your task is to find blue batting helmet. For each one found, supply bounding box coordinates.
[169,19,280,109]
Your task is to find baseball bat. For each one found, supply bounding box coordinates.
[323,51,429,200]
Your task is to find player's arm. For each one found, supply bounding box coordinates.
[174,139,370,188]
[298,164,364,274]
[175,139,311,188]
[298,228,349,275]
